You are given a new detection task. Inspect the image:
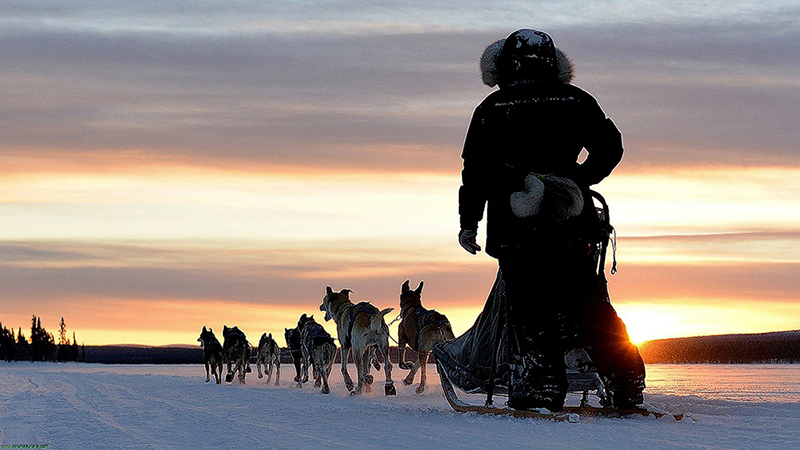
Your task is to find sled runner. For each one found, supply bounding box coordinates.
[436,360,683,422]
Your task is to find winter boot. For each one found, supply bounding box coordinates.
[507,350,567,411]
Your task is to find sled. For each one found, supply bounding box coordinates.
[436,361,683,422]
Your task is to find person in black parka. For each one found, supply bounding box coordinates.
[456,29,641,411]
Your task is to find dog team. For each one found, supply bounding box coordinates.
[196,280,455,395]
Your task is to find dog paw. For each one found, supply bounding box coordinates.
[364,374,374,385]
[403,376,414,386]
[322,385,330,394]
[415,385,426,394]
[345,380,355,391]
[258,374,263,378]
[385,384,397,396]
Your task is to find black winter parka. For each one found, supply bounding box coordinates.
[458,81,624,258]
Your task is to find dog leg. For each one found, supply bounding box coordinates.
[361,349,373,393]
[321,370,331,394]
[300,345,310,384]
[352,347,364,395]
[313,355,322,388]
[371,345,381,371]
[204,361,211,383]
[341,347,355,392]
[292,355,302,387]
[381,340,396,396]
[398,347,413,371]
[274,356,280,386]
[403,348,420,386]
[257,354,264,379]
[397,331,413,371]
[321,345,333,394]
[237,357,246,384]
[416,351,428,394]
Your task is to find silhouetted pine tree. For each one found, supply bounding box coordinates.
[71,331,79,362]
[0,323,16,362]
[16,328,31,361]
[58,317,69,362]
[30,315,56,361]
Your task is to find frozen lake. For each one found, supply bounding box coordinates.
[645,364,800,403]
[2,362,799,449]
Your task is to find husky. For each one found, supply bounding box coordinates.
[396,280,456,393]
[296,314,337,394]
[284,327,303,387]
[256,332,281,386]
[319,286,396,396]
[197,326,224,384]
[222,325,252,384]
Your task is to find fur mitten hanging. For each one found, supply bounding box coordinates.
[510,175,583,222]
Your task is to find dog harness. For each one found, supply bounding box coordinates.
[302,322,334,356]
[412,309,451,351]
[343,302,379,348]
[286,328,302,357]
[206,338,222,354]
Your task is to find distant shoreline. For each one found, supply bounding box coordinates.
[8,329,793,365]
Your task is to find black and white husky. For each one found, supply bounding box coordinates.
[256,332,281,386]
[297,314,337,394]
[222,325,252,384]
[197,326,224,384]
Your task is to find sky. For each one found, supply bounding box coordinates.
[1,0,799,346]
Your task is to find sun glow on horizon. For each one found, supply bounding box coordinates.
[616,299,800,345]
[2,165,800,345]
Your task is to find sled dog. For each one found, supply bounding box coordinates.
[284,327,303,387]
[319,286,396,395]
[396,280,456,393]
[256,332,281,386]
[197,326,224,384]
[296,314,337,394]
[222,325,252,384]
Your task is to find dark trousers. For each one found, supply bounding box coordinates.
[498,241,645,409]
[498,249,586,409]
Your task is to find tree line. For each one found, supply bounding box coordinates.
[638,330,800,364]
[0,316,85,362]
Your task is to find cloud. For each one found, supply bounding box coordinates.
[1,6,798,171]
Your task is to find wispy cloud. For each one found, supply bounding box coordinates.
[1,4,798,170]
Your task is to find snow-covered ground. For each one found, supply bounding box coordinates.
[2,362,799,449]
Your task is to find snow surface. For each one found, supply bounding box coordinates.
[2,362,799,449]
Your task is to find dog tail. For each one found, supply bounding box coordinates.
[370,307,394,336]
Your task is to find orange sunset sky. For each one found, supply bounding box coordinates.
[2,1,799,346]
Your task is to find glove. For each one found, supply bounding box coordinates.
[458,229,481,255]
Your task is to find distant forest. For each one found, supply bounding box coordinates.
[638,330,800,364]
[1,316,85,362]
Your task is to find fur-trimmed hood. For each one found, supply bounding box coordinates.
[480,33,574,87]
